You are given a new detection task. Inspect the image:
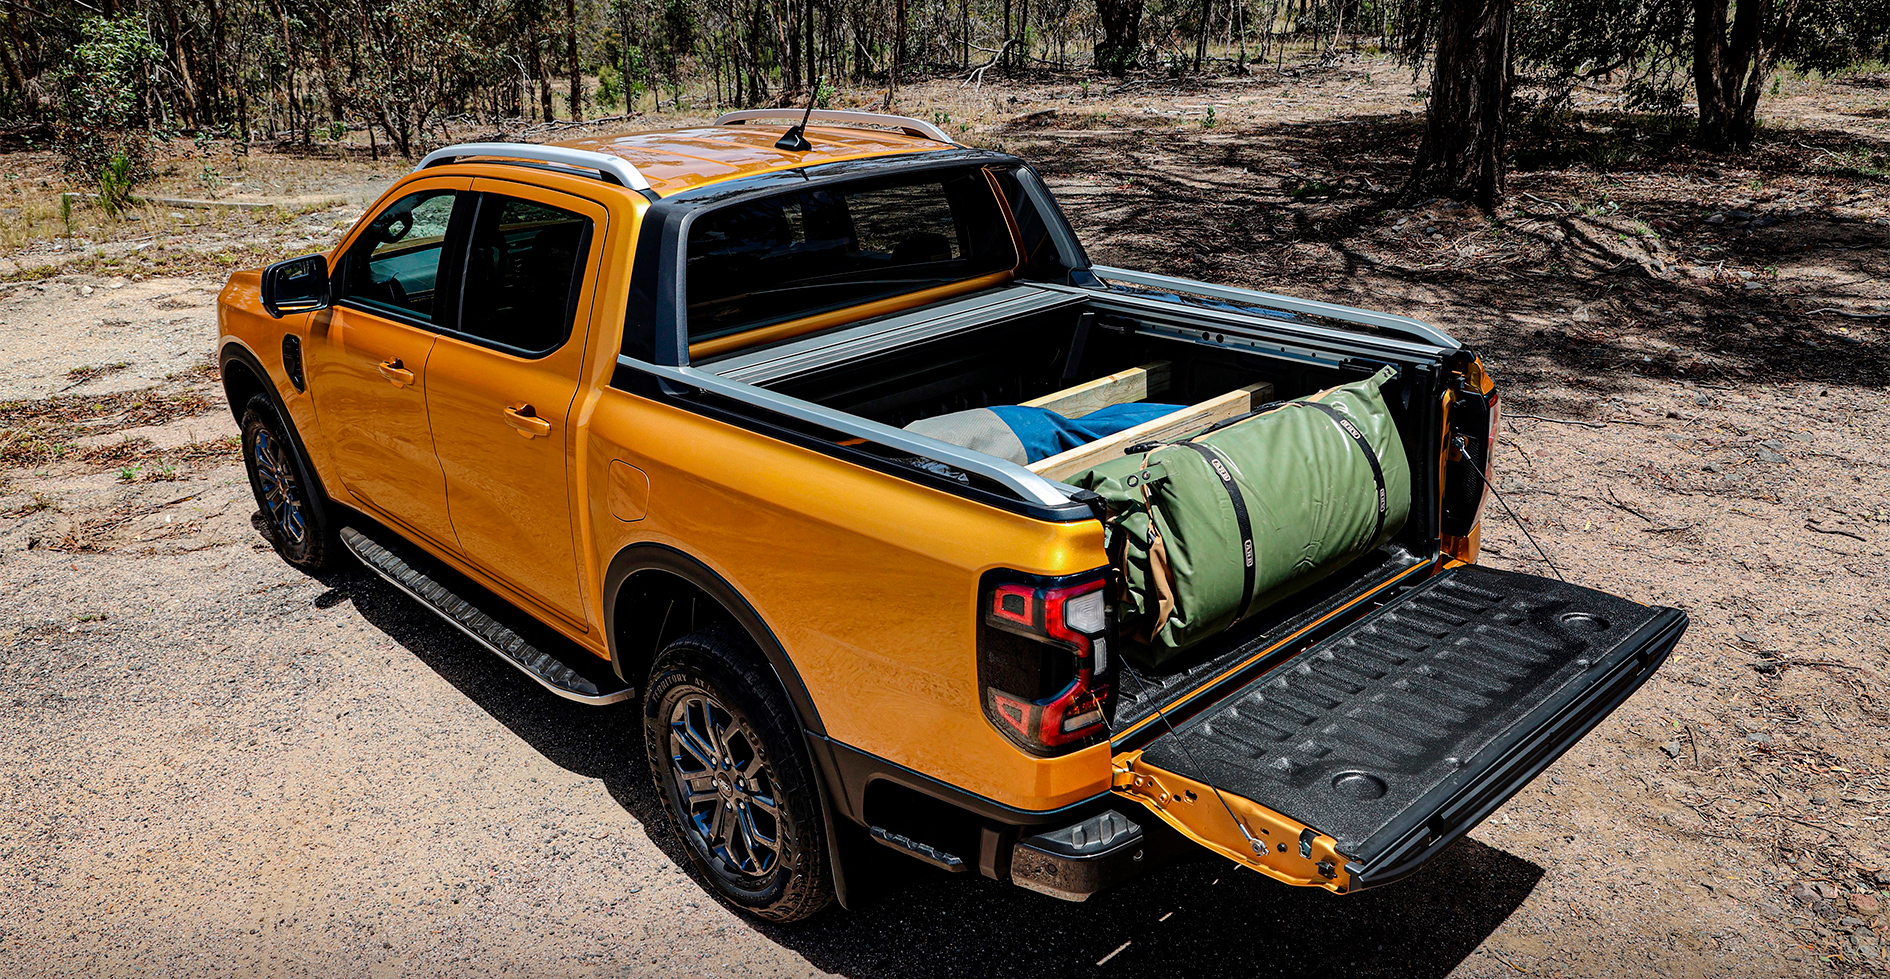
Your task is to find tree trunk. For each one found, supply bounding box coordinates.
[1018,0,1028,68]
[1194,0,1211,71]
[890,0,906,101]
[1095,0,1144,75]
[614,3,637,113]
[1002,0,1012,68]
[1692,0,1798,151]
[311,5,347,121]
[1402,0,1512,210]
[158,0,200,128]
[565,0,583,120]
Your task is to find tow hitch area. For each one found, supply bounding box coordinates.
[1112,564,1688,892]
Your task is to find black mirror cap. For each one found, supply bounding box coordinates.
[260,254,331,319]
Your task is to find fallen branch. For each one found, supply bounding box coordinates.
[1519,192,1566,213]
[1767,813,1836,833]
[1805,521,1868,542]
[962,38,1020,89]
[1508,413,1608,429]
[1806,307,1890,319]
[1602,485,1656,523]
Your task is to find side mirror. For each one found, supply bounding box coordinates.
[261,254,331,319]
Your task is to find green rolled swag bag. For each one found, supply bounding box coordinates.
[1073,366,1411,667]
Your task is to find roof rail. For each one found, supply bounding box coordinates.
[415,142,655,195]
[713,109,955,145]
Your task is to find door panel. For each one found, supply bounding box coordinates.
[425,182,606,625]
[306,309,454,544]
[305,179,469,546]
[1115,564,1686,892]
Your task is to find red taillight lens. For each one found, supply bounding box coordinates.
[978,570,1112,755]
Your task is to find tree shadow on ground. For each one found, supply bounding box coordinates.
[1014,109,1890,401]
[330,568,1542,979]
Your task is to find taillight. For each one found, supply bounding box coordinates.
[1442,379,1499,539]
[977,569,1112,755]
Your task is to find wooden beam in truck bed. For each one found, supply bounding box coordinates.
[1020,361,1172,419]
[1027,381,1275,482]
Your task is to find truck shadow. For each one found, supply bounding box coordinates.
[760,839,1541,979]
[335,570,1542,979]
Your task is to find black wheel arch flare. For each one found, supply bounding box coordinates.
[219,339,331,505]
[602,543,874,907]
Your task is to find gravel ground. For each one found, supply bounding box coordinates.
[3,67,1887,978]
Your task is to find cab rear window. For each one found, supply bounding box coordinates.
[684,168,1017,342]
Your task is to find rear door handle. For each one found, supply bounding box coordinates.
[377,359,415,387]
[503,404,552,438]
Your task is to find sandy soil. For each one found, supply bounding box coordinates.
[1,61,1886,977]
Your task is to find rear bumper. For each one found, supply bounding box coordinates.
[1346,608,1687,889]
[1009,810,1150,902]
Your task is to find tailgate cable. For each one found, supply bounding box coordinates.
[1109,667,1270,859]
[1451,435,1565,582]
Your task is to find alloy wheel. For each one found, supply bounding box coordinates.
[666,691,782,883]
[251,428,307,544]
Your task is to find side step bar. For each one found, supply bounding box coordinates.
[340,526,634,705]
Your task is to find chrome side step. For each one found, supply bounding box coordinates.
[340,526,634,706]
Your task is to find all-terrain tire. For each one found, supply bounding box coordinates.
[239,394,340,571]
[644,627,833,922]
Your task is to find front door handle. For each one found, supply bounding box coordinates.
[377,359,415,387]
[503,404,552,438]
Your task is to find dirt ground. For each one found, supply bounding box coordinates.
[2,59,1887,977]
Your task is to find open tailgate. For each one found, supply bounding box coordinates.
[1111,564,1687,892]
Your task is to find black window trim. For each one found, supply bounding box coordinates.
[331,186,599,361]
[623,149,1092,370]
[439,190,598,361]
[332,188,476,334]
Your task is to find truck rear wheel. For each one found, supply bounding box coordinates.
[240,395,339,571]
[644,628,833,922]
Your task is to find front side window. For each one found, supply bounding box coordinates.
[456,194,592,355]
[684,168,1017,343]
[340,189,458,323]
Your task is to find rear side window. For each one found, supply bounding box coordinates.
[340,189,457,323]
[456,194,592,356]
[684,168,1017,342]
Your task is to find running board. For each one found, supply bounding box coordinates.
[340,526,634,705]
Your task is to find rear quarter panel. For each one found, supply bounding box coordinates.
[584,389,1116,811]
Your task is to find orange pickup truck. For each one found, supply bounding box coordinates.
[217,111,1687,922]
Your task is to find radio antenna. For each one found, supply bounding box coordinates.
[775,82,819,152]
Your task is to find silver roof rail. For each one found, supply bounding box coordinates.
[713,109,956,145]
[416,142,654,194]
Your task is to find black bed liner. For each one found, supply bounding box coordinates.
[1138,564,1686,889]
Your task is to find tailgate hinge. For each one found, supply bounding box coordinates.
[1111,751,1354,892]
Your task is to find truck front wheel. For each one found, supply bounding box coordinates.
[240,395,339,571]
[644,628,833,922]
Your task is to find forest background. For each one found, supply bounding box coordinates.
[1,0,1887,209]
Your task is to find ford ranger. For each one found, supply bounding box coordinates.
[215,110,1689,922]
